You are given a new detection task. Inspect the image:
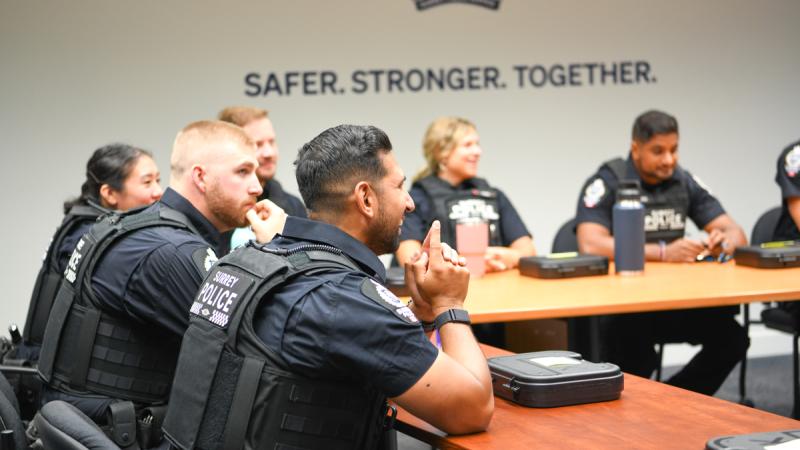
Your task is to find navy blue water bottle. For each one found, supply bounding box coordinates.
[612,181,645,274]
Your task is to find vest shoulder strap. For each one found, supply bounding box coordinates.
[601,157,628,181]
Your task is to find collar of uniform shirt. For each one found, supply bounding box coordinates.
[279,216,387,282]
[159,187,226,255]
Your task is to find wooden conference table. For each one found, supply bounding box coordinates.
[394,345,800,450]
[461,261,800,323]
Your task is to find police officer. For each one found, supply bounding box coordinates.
[16,143,163,362]
[396,116,535,272]
[395,117,535,348]
[773,139,800,240]
[163,125,493,450]
[37,121,286,431]
[575,109,749,395]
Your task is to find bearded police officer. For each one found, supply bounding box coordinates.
[36,121,286,445]
[163,125,493,450]
[575,110,749,396]
[773,139,800,240]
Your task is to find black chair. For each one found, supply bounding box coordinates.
[0,373,25,450]
[753,207,800,417]
[552,218,579,253]
[28,401,118,450]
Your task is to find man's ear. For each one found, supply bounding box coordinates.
[354,181,378,219]
[630,140,640,162]
[99,184,117,209]
[191,165,208,193]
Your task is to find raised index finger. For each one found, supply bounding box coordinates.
[428,220,444,265]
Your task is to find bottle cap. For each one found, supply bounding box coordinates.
[616,180,642,202]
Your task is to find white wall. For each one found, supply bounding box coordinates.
[2,1,799,339]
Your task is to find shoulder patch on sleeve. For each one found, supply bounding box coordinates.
[785,145,800,178]
[583,178,607,208]
[192,247,218,274]
[360,278,419,324]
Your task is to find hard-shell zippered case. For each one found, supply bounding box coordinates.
[706,429,800,450]
[519,253,609,279]
[733,241,800,268]
[489,350,623,408]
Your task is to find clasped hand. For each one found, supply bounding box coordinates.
[246,199,288,243]
[404,221,470,323]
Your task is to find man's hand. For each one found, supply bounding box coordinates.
[405,221,470,318]
[704,229,731,257]
[484,247,522,272]
[664,238,705,262]
[246,199,287,243]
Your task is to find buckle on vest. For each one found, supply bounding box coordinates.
[383,404,397,431]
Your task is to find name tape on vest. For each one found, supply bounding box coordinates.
[64,237,86,284]
[644,208,685,232]
[448,198,500,222]
[190,268,254,329]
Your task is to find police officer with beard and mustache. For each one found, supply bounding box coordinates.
[162,125,493,450]
[575,110,749,396]
[36,121,287,442]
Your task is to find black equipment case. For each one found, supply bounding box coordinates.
[706,429,800,450]
[519,253,609,279]
[489,350,623,408]
[733,241,800,268]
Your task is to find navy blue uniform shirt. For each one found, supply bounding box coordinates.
[773,140,800,240]
[400,177,531,246]
[575,156,725,238]
[92,188,225,337]
[254,217,438,398]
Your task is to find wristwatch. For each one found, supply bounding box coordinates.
[433,309,471,330]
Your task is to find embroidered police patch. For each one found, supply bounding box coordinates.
[583,178,606,208]
[190,267,254,329]
[361,278,419,324]
[192,247,219,274]
[785,145,800,178]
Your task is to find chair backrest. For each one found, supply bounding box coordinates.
[0,377,25,450]
[552,218,578,253]
[751,206,782,245]
[0,373,18,417]
[30,401,118,450]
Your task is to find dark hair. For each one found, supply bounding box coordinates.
[632,110,679,143]
[295,125,391,213]
[63,143,152,214]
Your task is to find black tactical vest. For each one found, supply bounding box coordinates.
[23,204,105,349]
[603,158,689,243]
[163,242,389,450]
[414,175,502,248]
[37,205,200,405]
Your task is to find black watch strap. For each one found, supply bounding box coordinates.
[421,320,436,332]
[434,309,471,330]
